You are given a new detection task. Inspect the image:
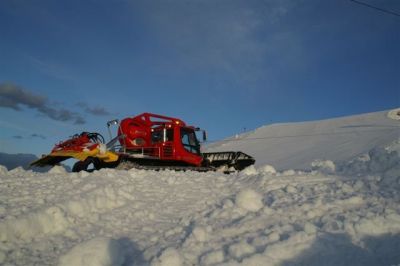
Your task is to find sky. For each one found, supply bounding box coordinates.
[0,0,399,157]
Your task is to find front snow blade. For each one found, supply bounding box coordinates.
[31,149,120,168]
[30,150,94,167]
[30,154,71,167]
[202,151,255,171]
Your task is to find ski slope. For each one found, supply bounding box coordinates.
[0,108,399,266]
[206,109,400,170]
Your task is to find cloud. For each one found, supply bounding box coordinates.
[0,83,85,124]
[11,134,47,140]
[0,82,46,111]
[31,133,46,140]
[76,102,112,116]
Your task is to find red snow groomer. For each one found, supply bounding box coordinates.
[31,113,255,172]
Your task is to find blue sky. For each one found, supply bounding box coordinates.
[0,0,399,156]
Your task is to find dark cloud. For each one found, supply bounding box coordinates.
[0,83,46,111]
[86,106,111,116]
[31,133,46,140]
[76,102,112,116]
[0,83,86,124]
[11,134,47,140]
[38,105,85,124]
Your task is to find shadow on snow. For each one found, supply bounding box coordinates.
[281,233,400,266]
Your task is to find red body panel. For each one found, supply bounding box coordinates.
[118,113,203,167]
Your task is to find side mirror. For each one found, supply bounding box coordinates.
[202,130,207,142]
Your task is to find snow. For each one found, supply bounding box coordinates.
[387,108,400,120]
[0,108,399,265]
[235,189,264,212]
[151,248,183,266]
[206,109,400,171]
[58,237,125,266]
[258,164,277,175]
[311,159,336,174]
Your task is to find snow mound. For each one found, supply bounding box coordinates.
[311,159,336,174]
[48,165,68,174]
[190,226,208,242]
[151,247,183,266]
[339,141,400,185]
[0,165,7,175]
[200,249,224,265]
[58,237,125,266]
[258,164,277,175]
[0,206,69,242]
[235,189,264,212]
[354,214,400,237]
[228,240,256,260]
[240,165,258,176]
[387,108,400,120]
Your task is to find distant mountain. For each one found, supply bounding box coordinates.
[206,108,400,171]
[0,152,71,172]
[0,152,38,170]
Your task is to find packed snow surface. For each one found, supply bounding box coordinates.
[0,109,399,265]
[207,109,400,170]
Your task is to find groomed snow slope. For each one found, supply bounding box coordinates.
[0,109,399,266]
[206,109,400,171]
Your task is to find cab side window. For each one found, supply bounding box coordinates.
[180,129,200,154]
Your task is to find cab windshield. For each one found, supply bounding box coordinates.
[180,128,200,154]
